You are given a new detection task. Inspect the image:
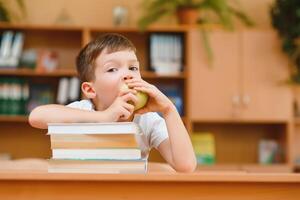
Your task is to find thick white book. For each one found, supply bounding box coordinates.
[48,159,147,174]
[11,32,24,59]
[0,31,13,58]
[52,149,141,160]
[48,122,141,135]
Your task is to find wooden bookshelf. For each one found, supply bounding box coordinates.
[0,23,189,162]
[0,23,297,172]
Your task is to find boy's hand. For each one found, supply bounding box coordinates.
[125,78,174,116]
[104,88,138,122]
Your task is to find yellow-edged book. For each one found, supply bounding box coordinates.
[50,134,139,149]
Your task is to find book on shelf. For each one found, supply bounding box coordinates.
[258,139,282,164]
[48,158,147,174]
[0,77,29,115]
[0,31,14,59]
[157,83,183,116]
[0,31,24,68]
[191,132,216,165]
[27,83,55,114]
[56,77,80,105]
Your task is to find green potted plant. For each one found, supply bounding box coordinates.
[138,0,253,62]
[0,0,26,22]
[270,0,300,115]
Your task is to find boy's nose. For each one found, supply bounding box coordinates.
[123,75,133,81]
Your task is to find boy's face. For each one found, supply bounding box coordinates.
[91,48,141,110]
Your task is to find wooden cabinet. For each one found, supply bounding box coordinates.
[188,30,240,120]
[241,30,292,120]
[188,29,294,169]
[188,29,292,121]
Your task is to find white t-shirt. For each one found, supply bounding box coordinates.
[67,99,169,158]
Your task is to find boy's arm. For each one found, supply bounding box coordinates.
[29,104,110,129]
[126,78,197,172]
[157,105,197,173]
[29,89,139,129]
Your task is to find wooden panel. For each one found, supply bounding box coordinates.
[293,125,300,165]
[193,123,286,164]
[188,30,240,120]
[241,30,292,120]
[0,122,50,159]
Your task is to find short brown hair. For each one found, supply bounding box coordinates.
[76,33,136,82]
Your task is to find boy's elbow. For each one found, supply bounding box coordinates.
[28,107,47,129]
[174,159,197,173]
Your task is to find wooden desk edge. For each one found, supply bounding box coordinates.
[1,171,300,183]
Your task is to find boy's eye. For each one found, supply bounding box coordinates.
[129,66,139,71]
[107,68,118,72]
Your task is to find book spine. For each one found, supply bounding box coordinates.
[56,77,69,105]
[52,149,141,160]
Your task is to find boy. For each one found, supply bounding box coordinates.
[29,33,196,172]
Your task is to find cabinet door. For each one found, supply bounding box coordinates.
[188,30,240,120]
[241,30,292,120]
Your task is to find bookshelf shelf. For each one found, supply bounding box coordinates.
[0,68,77,77]
[0,115,28,122]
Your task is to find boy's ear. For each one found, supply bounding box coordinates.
[81,82,96,99]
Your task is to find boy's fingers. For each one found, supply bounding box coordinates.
[126,78,152,87]
[127,82,148,89]
[121,92,138,105]
[119,108,131,120]
[134,86,156,96]
[123,102,135,114]
[119,89,137,96]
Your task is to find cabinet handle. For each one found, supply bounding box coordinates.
[232,95,241,118]
[232,95,240,106]
[242,94,251,107]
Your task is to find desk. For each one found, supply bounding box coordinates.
[0,159,300,200]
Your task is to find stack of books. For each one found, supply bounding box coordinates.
[48,122,147,174]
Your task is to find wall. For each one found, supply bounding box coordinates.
[7,0,275,28]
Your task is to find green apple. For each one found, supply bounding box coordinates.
[120,83,148,111]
